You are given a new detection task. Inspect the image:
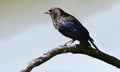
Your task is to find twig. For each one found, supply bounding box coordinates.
[20,44,120,72]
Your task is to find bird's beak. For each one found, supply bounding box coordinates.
[44,11,50,14]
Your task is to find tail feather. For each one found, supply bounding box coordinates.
[89,37,100,53]
[89,37,94,41]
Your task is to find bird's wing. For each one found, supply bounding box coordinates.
[59,16,89,40]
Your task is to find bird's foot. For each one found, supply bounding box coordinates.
[64,39,75,46]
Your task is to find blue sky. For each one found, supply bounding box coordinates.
[0,0,120,72]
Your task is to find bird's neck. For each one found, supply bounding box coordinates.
[61,11,70,17]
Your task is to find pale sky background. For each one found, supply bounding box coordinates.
[0,0,120,72]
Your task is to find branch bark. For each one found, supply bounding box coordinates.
[20,44,120,72]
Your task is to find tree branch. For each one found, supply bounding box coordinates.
[20,44,120,72]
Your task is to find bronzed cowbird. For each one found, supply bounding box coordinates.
[45,7,100,52]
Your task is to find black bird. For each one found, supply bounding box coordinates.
[45,7,100,52]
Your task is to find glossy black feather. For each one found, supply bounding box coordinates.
[45,7,100,52]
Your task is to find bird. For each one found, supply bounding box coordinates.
[44,7,100,52]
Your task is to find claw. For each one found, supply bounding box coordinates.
[64,39,75,46]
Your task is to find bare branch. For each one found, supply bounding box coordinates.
[20,44,120,72]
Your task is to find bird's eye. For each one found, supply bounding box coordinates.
[49,9,52,12]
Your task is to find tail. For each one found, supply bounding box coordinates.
[89,37,100,53]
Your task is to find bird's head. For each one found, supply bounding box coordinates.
[44,7,67,19]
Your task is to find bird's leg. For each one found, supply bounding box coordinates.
[64,39,75,46]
